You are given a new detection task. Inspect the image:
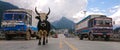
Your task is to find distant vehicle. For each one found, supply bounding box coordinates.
[64,33,69,37]
[64,33,74,38]
[1,8,36,40]
[52,34,58,38]
[76,14,113,41]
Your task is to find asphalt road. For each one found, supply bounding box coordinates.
[0,34,120,50]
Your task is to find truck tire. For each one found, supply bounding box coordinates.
[89,34,94,41]
[36,36,39,39]
[5,34,12,40]
[104,35,110,41]
[79,35,83,40]
[25,31,31,40]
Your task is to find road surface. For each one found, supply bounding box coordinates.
[0,34,120,50]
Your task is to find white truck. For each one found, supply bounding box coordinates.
[76,14,113,41]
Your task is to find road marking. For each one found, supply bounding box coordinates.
[64,40,78,50]
[59,38,63,49]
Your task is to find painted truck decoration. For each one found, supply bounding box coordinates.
[1,9,37,40]
[76,15,113,41]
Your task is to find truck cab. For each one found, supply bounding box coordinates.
[1,9,33,40]
[76,15,113,41]
[88,16,113,40]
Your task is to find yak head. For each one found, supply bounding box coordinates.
[35,7,50,22]
[35,7,50,27]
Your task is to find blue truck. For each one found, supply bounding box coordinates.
[1,8,37,40]
[76,14,113,41]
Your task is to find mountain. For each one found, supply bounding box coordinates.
[52,17,75,30]
[0,1,18,16]
[0,1,18,27]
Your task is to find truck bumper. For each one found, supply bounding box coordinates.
[2,31,26,35]
[92,33,113,36]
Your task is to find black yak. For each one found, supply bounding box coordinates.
[35,7,51,45]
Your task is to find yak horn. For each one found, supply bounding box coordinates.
[35,7,40,15]
[47,8,50,15]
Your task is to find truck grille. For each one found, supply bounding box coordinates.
[2,24,16,27]
[93,29,113,33]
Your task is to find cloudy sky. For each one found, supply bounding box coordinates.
[1,0,120,26]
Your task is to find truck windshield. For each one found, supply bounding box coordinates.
[104,20,112,25]
[4,14,13,20]
[96,20,112,25]
[14,14,24,20]
[3,13,25,20]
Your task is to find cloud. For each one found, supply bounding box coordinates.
[109,5,120,25]
[89,7,106,13]
[113,5,120,9]
[108,5,120,14]
[101,2,105,4]
[2,0,87,26]
[90,8,100,12]
[72,11,86,23]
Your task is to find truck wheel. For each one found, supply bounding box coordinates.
[25,31,31,40]
[79,35,83,40]
[104,35,110,41]
[5,34,12,40]
[36,36,39,39]
[89,34,94,41]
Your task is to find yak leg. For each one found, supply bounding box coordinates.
[46,37,48,43]
[46,33,48,43]
[43,36,46,45]
[38,37,41,45]
[44,30,48,43]
[43,30,48,45]
[38,30,42,45]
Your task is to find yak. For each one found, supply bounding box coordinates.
[35,7,51,45]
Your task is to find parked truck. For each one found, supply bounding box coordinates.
[76,14,113,41]
[1,8,36,40]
